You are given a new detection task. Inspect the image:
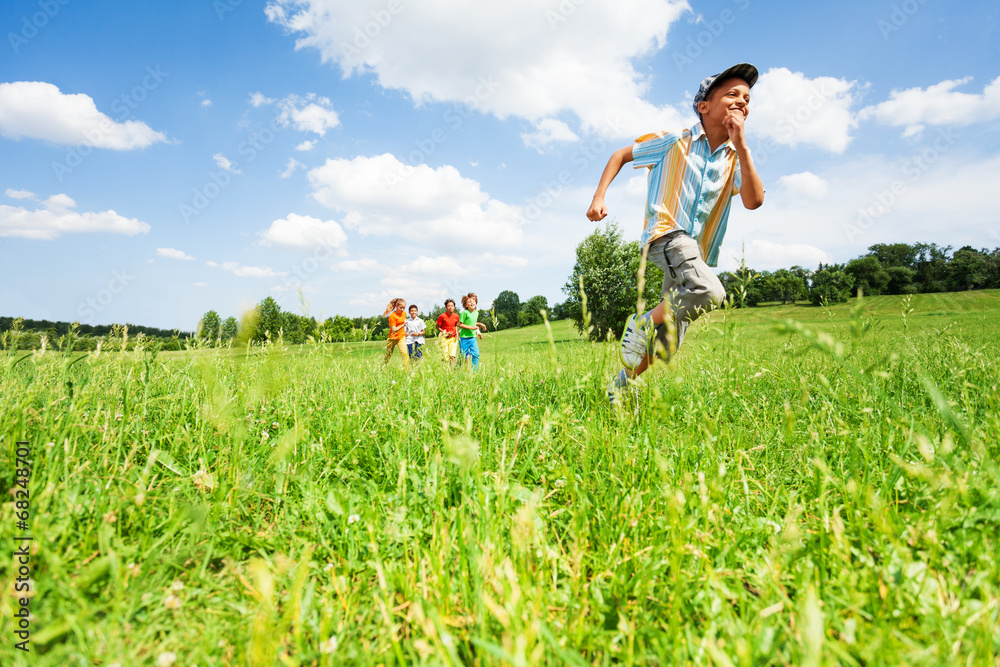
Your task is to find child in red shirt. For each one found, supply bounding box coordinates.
[435,298,460,367]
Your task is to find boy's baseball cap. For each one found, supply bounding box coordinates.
[692,63,759,116]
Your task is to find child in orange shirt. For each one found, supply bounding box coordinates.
[383,297,409,370]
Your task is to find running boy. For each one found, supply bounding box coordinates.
[586,63,765,403]
[457,292,487,370]
[405,304,426,359]
[436,299,460,367]
[383,297,409,370]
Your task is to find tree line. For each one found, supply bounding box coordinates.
[561,223,1000,340]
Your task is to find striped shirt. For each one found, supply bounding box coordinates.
[632,123,742,266]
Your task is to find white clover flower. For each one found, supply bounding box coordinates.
[163,595,181,610]
[320,636,339,653]
[170,580,184,592]
[157,652,177,667]
[262,431,270,440]
[347,514,360,525]
[272,421,279,428]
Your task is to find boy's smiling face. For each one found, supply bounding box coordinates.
[698,77,751,125]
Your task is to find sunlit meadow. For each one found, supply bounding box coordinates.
[1,291,999,665]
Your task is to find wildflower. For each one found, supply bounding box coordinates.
[192,469,216,492]
[157,652,177,667]
[103,511,118,523]
[126,563,141,577]
[320,636,339,653]
[272,421,279,428]
[170,580,184,592]
[163,595,181,610]
[348,514,360,525]
[262,431,270,440]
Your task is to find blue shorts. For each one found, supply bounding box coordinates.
[459,336,480,369]
[407,342,423,358]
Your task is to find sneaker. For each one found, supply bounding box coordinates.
[607,369,629,407]
[619,314,653,370]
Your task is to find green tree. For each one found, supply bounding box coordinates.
[844,256,890,296]
[948,246,991,291]
[868,243,918,269]
[221,316,238,341]
[517,295,549,327]
[323,315,354,341]
[772,268,807,304]
[886,266,918,294]
[256,297,282,341]
[198,310,221,344]
[492,290,521,329]
[809,264,853,306]
[562,221,662,341]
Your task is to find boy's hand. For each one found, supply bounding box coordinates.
[723,110,747,148]
[586,197,608,221]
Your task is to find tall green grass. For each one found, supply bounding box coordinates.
[1,291,998,665]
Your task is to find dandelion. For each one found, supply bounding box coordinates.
[348,514,360,524]
[156,652,177,667]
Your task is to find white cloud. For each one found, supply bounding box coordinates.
[201,99,213,107]
[265,0,691,142]
[749,68,861,154]
[721,239,832,271]
[0,194,150,240]
[720,151,1000,269]
[0,81,167,150]
[295,140,316,151]
[249,92,340,135]
[249,92,276,107]
[778,172,829,199]
[206,260,288,278]
[213,153,242,173]
[307,153,524,248]
[280,157,305,178]
[521,118,580,152]
[156,247,195,261]
[193,282,208,287]
[260,212,348,251]
[336,257,386,272]
[401,255,467,275]
[858,75,1000,136]
[5,188,35,200]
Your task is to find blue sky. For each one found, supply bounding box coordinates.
[1,0,998,330]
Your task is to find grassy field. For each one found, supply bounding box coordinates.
[1,291,999,665]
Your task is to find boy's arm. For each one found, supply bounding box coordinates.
[586,145,634,221]
[724,112,764,210]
